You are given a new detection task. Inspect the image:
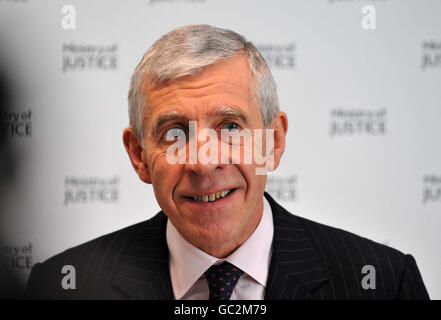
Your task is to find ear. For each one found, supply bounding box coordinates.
[122,128,152,184]
[268,111,288,171]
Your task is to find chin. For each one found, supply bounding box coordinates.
[193,224,238,245]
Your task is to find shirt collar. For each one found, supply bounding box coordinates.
[166,196,274,300]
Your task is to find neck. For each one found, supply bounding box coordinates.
[197,199,264,258]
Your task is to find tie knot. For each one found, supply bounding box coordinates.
[204,261,244,300]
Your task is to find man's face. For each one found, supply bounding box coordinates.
[124,55,286,257]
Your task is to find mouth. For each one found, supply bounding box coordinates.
[184,188,238,203]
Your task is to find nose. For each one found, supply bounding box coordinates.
[184,160,223,176]
[183,126,226,176]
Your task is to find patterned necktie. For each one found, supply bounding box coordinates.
[204,261,244,300]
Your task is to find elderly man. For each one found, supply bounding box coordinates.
[25,25,429,300]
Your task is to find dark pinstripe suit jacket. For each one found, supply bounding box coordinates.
[25,192,429,300]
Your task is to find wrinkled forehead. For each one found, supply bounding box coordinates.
[141,56,261,130]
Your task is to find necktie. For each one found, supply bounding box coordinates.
[204,261,244,300]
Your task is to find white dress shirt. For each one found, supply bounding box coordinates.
[166,196,274,300]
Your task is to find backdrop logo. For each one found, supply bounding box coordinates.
[329,108,387,138]
[0,110,32,137]
[62,43,118,72]
[422,174,441,204]
[265,175,297,201]
[256,43,295,69]
[421,41,441,71]
[0,243,33,270]
[64,176,120,206]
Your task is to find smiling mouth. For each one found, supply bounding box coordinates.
[185,188,238,202]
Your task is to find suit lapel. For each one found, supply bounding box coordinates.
[264,192,329,299]
[111,212,174,299]
[110,193,329,300]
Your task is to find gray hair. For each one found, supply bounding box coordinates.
[128,24,279,142]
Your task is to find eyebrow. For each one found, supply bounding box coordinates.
[150,105,249,136]
[151,111,191,136]
[212,105,249,124]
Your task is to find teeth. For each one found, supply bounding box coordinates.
[192,189,232,202]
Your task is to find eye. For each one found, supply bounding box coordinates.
[222,122,240,132]
[165,127,186,140]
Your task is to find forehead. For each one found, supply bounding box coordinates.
[142,56,257,121]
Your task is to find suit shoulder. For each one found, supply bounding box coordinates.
[297,214,407,261]
[45,216,158,267]
[25,212,166,298]
[267,191,407,263]
[271,208,429,299]
[266,191,429,299]
[296,214,430,299]
[306,218,405,257]
[292,213,414,295]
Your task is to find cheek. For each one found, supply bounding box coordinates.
[237,163,266,195]
[148,150,182,195]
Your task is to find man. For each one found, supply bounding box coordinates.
[25,25,429,300]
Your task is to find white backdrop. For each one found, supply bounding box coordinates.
[0,0,440,298]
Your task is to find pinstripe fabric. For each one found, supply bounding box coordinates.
[25,192,429,300]
[264,193,429,300]
[25,213,174,299]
